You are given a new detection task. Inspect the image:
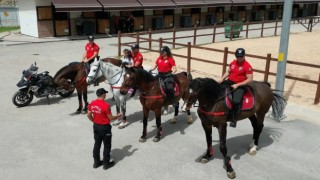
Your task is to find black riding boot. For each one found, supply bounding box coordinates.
[230,104,240,128]
[93,158,103,168]
[168,90,178,108]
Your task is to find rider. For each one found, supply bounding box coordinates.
[218,48,253,128]
[149,46,178,108]
[81,35,100,71]
[121,49,133,67]
[130,44,143,68]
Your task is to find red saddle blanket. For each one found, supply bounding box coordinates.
[225,87,254,110]
[160,83,179,97]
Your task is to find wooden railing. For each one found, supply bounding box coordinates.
[117,16,320,104]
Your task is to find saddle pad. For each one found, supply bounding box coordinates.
[160,83,179,97]
[225,87,254,110]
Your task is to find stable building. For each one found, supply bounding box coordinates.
[17,0,320,37]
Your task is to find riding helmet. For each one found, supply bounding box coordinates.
[235,48,245,57]
[131,44,139,50]
[160,46,169,54]
[88,35,94,41]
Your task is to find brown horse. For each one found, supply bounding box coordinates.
[53,58,121,114]
[119,67,193,142]
[184,78,286,179]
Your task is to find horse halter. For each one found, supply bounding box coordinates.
[87,62,101,83]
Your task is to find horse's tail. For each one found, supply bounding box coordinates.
[271,92,287,122]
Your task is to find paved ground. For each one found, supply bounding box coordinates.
[1,22,320,180]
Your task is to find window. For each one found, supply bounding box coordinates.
[182,8,191,14]
[37,6,52,20]
[96,11,109,19]
[54,12,68,20]
[83,12,96,18]
[208,7,216,13]
[154,10,163,15]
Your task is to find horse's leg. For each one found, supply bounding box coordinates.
[118,97,128,129]
[162,105,168,115]
[75,87,82,114]
[248,114,264,155]
[217,124,236,179]
[200,122,213,163]
[139,106,149,143]
[153,108,162,142]
[170,102,179,124]
[81,87,89,114]
[112,96,122,126]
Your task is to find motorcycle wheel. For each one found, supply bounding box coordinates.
[58,87,75,97]
[12,90,33,107]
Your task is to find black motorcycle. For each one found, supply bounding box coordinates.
[12,62,75,107]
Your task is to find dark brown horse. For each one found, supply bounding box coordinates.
[119,67,193,142]
[184,78,286,179]
[53,58,121,114]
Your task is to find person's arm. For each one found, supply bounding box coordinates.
[87,110,94,123]
[81,52,87,62]
[232,74,253,89]
[107,112,122,121]
[149,64,158,72]
[85,52,98,62]
[171,66,177,74]
[218,68,230,83]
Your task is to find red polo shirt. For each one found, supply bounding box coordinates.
[85,43,100,59]
[228,59,253,83]
[132,52,143,68]
[88,99,111,125]
[156,56,176,73]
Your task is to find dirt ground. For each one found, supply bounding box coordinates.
[141,30,320,111]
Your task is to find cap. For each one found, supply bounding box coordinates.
[160,46,169,54]
[96,88,108,96]
[88,35,94,41]
[131,44,139,50]
[235,48,245,57]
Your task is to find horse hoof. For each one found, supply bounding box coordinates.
[249,148,257,155]
[75,111,81,114]
[200,158,209,164]
[139,138,146,143]
[170,116,178,124]
[112,120,122,126]
[162,110,168,115]
[81,111,87,114]
[227,171,236,179]
[186,116,193,124]
[153,137,161,142]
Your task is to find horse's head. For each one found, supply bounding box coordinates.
[120,67,138,95]
[86,59,103,85]
[185,78,203,110]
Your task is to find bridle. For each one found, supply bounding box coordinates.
[88,61,123,86]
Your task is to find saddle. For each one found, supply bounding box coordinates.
[158,75,179,97]
[225,86,254,111]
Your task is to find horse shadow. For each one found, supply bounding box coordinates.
[111,145,138,163]
[145,110,198,140]
[195,126,283,162]
[28,93,78,107]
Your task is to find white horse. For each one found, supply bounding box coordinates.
[86,59,131,129]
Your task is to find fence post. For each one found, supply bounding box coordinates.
[159,38,163,51]
[193,25,197,45]
[136,32,140,44]
[314,73,320,104]
[148,28,152,50]
[246,21,249,39]
[264,54,271,82]
[173,27,176,49]
[118,31,121,57]
[274,19,278,36]
[222,47,228,75]
[261,19,265,37]
[187,42,191,73]
[212,23,217,43]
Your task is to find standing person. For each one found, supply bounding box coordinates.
[81,36,100,69]
[218,48,253,128]
[128,14,135,33]
[112,15,119,34]
[87,88,122,170]
[76,15,84,36]
[125,13,130,33]
[149,46,178,107]
[130,44,143,68]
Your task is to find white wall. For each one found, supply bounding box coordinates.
[17,0,38,37]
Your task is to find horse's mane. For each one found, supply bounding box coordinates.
[53,62,82,81]
[135,68,155,83]
[189,78,224,100]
